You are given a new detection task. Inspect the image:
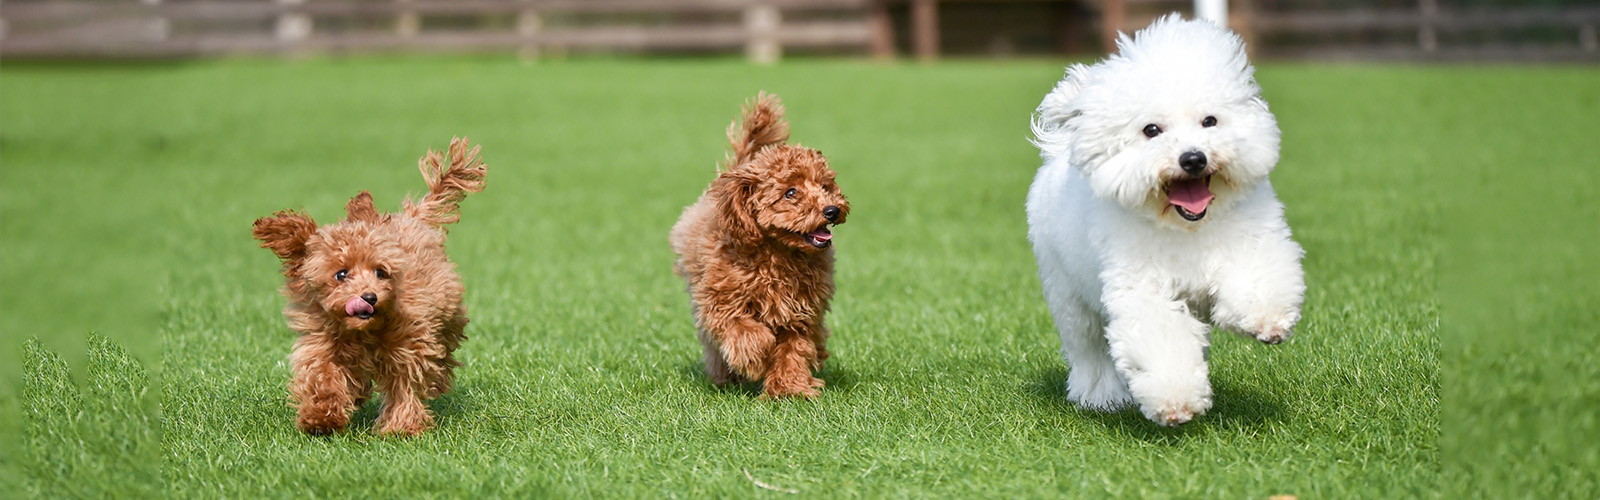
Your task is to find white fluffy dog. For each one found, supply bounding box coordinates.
[1026,15,1305,426]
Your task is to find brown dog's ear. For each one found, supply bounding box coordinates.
[253,210,318,262]
[345,191,379,223]
[712,170,762,247]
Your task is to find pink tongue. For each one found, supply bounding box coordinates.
[808,230,832,242]
[1168,178,1214,214]
[345,296,374,316]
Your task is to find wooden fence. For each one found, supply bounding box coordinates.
[0,0,890,62]
[1102,0,1600,62]
[3,0,1597,61]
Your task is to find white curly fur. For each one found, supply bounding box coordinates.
[1026,14,1305,426]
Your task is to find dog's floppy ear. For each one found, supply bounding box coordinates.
[253,210,317,262]
[712,169,762,247]
[1030,64,1089,161]
[345,191,380,223]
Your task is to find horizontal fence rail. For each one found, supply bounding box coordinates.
[0,0,885,61]
[4,0,1597,61]
[1252,7,1600,32]
[1249,5,1600,62]
[1104,0,1600,62]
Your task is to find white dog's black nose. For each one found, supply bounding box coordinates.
[1179,151,1207,175]
[823,205,840,222]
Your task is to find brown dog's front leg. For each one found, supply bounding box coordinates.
[288,338,358,435]
[374,340,446,437]
[703,314,775,382]
[374,382,434,436]
[762,330,823,399]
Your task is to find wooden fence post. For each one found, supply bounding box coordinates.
[396,0,420,38]
[518,9,543,60]
[143,0,170,42]
[1102,0,1124,54]
[276,0,312,47]
[745,1,781,64]
[1418,0,1438,53]
[868,0,894,59]
[1581,23,1598,52]
[1235,0,1257,57]
[911,0,938,61]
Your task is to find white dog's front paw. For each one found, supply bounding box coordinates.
[1143,394,1212,427]
[1147,403,1201,427]
[1255,325,1288,344]
[1129,372,1213,427]
[1254,315,1297,345]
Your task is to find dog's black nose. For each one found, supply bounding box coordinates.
[1179,151,1207,175]
[823,205,840,222]
[361,293,377,305]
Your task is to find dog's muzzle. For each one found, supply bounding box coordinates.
[345,295,376,319]
[803,226,833,248]
[1167,176,1213,222]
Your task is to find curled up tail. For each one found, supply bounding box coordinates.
[723,92,790,170]
[405,137,488,228]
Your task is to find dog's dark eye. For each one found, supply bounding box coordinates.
[335,269,348,282]
[1143,124,1162,138]
[375,268,389,279]
[785,188,797,199]
[1202,116,1218,128]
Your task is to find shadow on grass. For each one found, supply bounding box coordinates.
[674,357,862,397]
[1025,365,1285,443]
[345,386,476,431]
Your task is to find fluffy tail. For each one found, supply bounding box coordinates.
[723,92,790,170]
[405,137,488,228]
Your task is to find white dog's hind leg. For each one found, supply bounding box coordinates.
[1103,288,1213,426]
[1034,240,1132,410]
[1051,298,1131,410]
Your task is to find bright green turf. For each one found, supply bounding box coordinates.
[1436,69,1600,497]
[0,57,1584,498]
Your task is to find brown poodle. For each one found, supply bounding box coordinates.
[253,137,487,436]
[670,93,850,399]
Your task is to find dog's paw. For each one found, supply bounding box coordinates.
[375,416,434,437]
[1140,393,1213,427]
[1129,372,1213,427]
[296,414,348,436]
[761,376,824,400]
[1248,311,1299,345]
[1254,320,1294,345]
[1151,405,1199,427]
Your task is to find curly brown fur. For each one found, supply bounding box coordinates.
[253,137,486,436]
[670,93,850,399]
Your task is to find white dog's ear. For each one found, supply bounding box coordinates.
[1250,95,1272,113]
[1030,64,1089,161]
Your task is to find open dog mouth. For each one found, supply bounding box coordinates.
[1166,176,1214,222]
[801,225,833,248]
[345,296,376,320]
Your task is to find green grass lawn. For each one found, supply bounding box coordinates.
[0,56,1589,498]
